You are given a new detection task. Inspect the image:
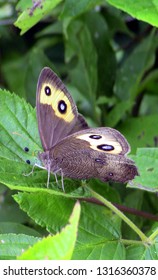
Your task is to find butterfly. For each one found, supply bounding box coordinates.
[36,67,138,189]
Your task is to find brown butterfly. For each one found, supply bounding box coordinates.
[36,67,138,188]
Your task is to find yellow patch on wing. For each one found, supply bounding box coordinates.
[76,133,123,154]
[40,83,75,122]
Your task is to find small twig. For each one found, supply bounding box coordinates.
[113,203,158,221]
[78,197,158,222]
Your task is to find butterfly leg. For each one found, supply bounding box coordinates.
[23,162,46,176]
[45,160,61,189]
[46,164,51,188]
[24,161,52,189]
[23,161,65,191]
[54,173,58,185]
[60,169,65,193]
[54,168,65,192]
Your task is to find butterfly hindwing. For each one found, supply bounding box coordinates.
[53,127,131,156]
[40,127,138,183]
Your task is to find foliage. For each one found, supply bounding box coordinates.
[0,0,158,260]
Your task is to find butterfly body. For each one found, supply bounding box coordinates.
[36,67,138,185]
[39,148,137,183]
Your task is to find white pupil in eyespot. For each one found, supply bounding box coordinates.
[45,86,51,96]
[60,103,65,111]
[58,100,67,114]
[97,144,114,151]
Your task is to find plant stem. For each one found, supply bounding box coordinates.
[89,188,148,242]
[121,239,144,245]
[149,228,158,241]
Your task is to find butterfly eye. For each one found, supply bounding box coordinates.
[97,144,114,151]
[58,100,67,114]
[26,159,31,164]
[89,135,102,139]
[109,172,113,176]
[45,86,51,96]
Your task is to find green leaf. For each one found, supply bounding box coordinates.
[128,148,158,192]
[84,11,117,98]
[0,89,41,164]
[73,202,125,259]
[13,188,126,260]
[0,3,13,19]
[15,0,62,34]
[0,158,59,191]
[0,222,41,237]
[122,190,144,240]
[16,0,32,11]
[66,21,98,119]
[13,191,76,233]
[105,6,132,37]
[88,179,121,204]
[114,32,156,101]
[18,202,81,260]
[61,0,104,20]
[126,237,158,260]
[25,48,55,106]
[106,0,158,28]
[117,115,158,153]
[0,189,28,224]
[0,234,39,260]
[106,100,132,127]
[2,56,28,99]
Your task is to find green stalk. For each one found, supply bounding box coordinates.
[121,239,144,245]
[90,188,148,242]
[149,228,158,241]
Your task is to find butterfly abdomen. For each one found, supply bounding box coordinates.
[51,150,98,180]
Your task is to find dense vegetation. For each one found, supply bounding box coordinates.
[0,0,158,260]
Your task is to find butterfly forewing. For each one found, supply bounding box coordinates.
[36,67,78,150]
